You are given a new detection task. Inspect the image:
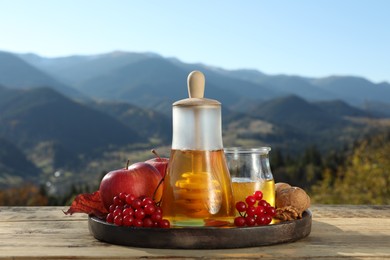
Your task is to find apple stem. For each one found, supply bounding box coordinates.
[151,149,161,160]
[126,160,130,169]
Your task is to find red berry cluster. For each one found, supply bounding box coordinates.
[105,192,170,228]
[234,190,276,227]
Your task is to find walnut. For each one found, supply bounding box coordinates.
[275,182,291,195]
[275,206,300,221]
[274,184,310,221]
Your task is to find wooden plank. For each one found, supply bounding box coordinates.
[0,206,389,259]
[0,206,86,222]
[310,205,390,218]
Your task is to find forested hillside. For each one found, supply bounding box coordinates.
[1,50,390,206]
[310,131,390,204]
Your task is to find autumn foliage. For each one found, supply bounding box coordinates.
[0,184,48,206]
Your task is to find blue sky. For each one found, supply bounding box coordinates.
[0,1,389,83]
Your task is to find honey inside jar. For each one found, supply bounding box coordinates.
[231,178,275,207]
[161,149,235,226]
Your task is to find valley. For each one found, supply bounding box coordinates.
[1,50,390,205]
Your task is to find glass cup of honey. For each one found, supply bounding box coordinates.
[224,147,275,208]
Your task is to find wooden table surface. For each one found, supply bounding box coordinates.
[0,205,389,259]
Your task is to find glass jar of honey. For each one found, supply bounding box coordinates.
[161,71,235,227]
[225,147,275,208]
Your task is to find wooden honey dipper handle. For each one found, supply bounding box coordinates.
[187,71,205,98]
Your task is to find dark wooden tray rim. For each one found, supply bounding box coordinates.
[88,210,312,249]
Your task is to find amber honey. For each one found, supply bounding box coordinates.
[232,178,275,207]
[161,149,235,226]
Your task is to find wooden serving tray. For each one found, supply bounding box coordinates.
[88,210,312,249]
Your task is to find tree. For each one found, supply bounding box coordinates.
[311,131,390,204]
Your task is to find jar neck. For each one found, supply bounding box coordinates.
[171,106,223,150]
[225,148,273,180]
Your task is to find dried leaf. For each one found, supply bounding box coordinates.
[63,191,108,218]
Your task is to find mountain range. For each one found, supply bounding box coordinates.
[0,50,389,187]
[0,51,85,100]
[16,51,390,115]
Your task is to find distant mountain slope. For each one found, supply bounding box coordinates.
[0,137,41,186]
[222,111,307,150]
[362,101,390,117]
[250,95,348,133]
[19,51,159,85]
[218,69,267,82]
[0,87,143,157]
[86,100,172,142]
[21,52,277,104]
[223,69,338,101]
[314,100,376,118]
[168,60,278,101]
[311,76,390,105]
[256,75,337,101]
[178,66,390,110]
[77,57,242,114]
[14,51,390,114]
[77,57,187,110]
[0,51,85,99]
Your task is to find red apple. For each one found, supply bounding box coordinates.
[99,162,163,210]
[145,149,169,178]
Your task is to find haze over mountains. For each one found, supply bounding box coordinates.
[16,51,390,115]
[1,50,389,187]
[0,52,85,99]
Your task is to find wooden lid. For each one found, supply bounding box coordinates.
[173,71,220,107]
